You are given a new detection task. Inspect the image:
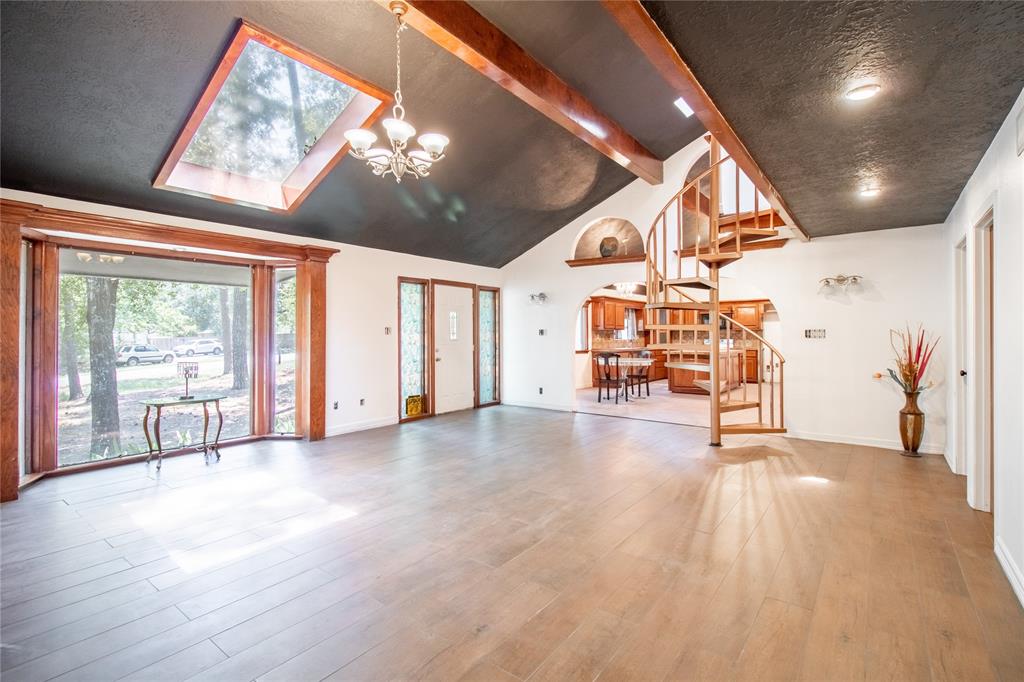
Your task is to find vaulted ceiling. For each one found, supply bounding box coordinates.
[643,0,1024,236]
[2,2,1022,265]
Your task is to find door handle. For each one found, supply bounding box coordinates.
[959,369,967,377]
[435,357,441,362]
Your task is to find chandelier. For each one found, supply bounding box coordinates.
[613,283,636,296]
[344,2,449,183]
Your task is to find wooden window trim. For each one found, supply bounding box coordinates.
[5,199,338,263]
[1,200,335,499]
[153,20,391,214]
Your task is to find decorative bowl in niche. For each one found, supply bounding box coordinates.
[599,237,620,258]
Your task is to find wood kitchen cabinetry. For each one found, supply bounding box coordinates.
[592,298,625,330]
[667,351,743,394]
[591,296,645,331]
[721,299,769,331]
[732,304,761,329]
[745,349,760,382]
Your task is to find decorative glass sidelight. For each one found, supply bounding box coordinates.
[399,280,427,418]
[478,289,498,405]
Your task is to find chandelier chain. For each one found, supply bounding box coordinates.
[393,15,406,120]
[343,1,448,183]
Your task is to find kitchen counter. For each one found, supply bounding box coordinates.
[667,349,744,394]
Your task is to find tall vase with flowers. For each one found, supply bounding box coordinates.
[874,325,939,456]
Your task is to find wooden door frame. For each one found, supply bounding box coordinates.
[430,279,479,415]
[396,278,501,423]
[1,199,336,500]
[953,237,968,476]
[966,208,994,513]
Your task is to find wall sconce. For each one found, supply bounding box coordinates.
[529,292,548,305]
[819,274,862,288]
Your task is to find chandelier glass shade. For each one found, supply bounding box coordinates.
[344,3,449,183]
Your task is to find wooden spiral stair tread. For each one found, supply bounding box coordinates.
[719,400,760,413]
[720,422,788,434]
[645,135,786,444]
[663,276,717,290]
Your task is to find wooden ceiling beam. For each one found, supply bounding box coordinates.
[388,0,664,184]
[602,0,810,240]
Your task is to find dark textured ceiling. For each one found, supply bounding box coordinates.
[644,1,1024,237]
[0,2,705,268]
[4,2,1021,261]
[470,1,705,161]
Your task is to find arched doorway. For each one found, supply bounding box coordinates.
[572,277,782,428]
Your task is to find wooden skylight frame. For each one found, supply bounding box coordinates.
[154,20,391,213]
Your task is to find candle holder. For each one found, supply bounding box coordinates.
[177,361,199,400]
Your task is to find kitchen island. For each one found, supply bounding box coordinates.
[667,349,745,394]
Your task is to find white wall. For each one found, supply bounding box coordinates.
[728,227,949,453]
[500,140,950,455]
[501,139,708,410]
[941,88,1024,605]
[2,189,501,437]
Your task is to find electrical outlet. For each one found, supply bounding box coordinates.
[359,398,365,406]
[384,326,391,335]
[539,387,543,395]
[804,329,826,339]
[538,329,545,336]
[333,401,339,410]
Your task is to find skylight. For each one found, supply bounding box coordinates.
[155,21,389,212]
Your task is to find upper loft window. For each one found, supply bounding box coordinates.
[155,21,389,212]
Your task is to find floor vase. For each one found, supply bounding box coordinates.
[899,391,924,455]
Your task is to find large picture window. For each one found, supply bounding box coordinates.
[57,249,252,466]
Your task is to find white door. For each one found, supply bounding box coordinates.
[433,284,475,413]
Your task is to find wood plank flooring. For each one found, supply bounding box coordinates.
[2,406,1021,681]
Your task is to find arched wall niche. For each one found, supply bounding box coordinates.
[571,216,645,260]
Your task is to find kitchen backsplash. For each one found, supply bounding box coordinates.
[591,330,646,349]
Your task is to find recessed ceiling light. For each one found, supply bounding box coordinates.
[673,96,694,117]
[860,187,881,197]
[845,83,881,101]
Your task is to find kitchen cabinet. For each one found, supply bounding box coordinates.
[744,349,760,382]
[732,304,761,330]
[592,299,624,330]
[650,349,667,381]
[667,351,743,394]
[591,297,644,331]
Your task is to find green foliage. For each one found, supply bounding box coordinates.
[275,275,296,332]
[182,40,355,182]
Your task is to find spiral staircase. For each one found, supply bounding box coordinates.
[645,137,786,445]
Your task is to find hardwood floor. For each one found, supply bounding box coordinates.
[2,406,1021,681]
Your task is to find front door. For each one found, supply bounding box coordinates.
[433,284,475,413]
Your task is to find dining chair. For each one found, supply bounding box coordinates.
[628,350,652,398]
[596,352,629,404]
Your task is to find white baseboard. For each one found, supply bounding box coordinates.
[501,400,573,413]
[995,535,1024,608]
[324,416,397,438]
[784,429,944,456]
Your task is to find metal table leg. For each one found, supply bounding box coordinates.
[212,399,223,461]
[143,405,154,463]
[202,401,210,462]
[154,406,163,469]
